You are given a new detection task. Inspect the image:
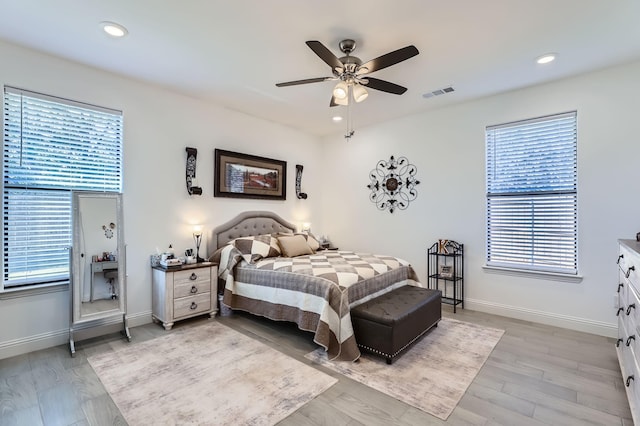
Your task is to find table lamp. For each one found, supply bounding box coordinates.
[193,225,204,263]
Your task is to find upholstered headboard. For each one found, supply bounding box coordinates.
[208,211,297,253]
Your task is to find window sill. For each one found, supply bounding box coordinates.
[482,265,583,283]
[0,281,69,300]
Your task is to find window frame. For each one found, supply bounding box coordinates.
[485,111,579,278]
[2,86,123,293]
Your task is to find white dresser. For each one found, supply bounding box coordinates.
[152,262,218,330]
[617,239,640,422]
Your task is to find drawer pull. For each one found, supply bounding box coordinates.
[627,335,636,346]
[190,273,197,281]
[627,375,635,387]
[190,285,198,294]
[617,307,625,316]
[618,254,624,264]
[618,283,624,293]
[190,302,198,310]
[617,338,624,347]
[626,266,635,278]
[627,304,636,315]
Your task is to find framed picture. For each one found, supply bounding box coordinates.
[214,149,287,200]
[439,264,454,278]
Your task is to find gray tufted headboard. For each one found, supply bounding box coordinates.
[208,211,297,254]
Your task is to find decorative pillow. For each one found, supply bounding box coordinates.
[277,234,314,257]
[207,246,225,264]
[232,234,282,263]
[296,232,320,251]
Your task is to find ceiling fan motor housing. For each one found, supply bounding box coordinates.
[339,39,356,54]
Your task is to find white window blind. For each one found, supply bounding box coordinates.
[3,87,122,290]
[486,111,577,274]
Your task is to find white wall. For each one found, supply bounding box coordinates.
[0,40,324,358]
[2,36,639,358]
[320,60,640,336]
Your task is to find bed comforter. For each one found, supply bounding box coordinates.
[218,246,420,361]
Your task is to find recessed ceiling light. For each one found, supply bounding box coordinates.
[536,53,557,64]
[100,21,128,38]
[332,116,343,122]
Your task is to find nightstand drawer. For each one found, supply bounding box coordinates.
[174,280,210,299]
[173,269,210,286]
[174,293,211,319]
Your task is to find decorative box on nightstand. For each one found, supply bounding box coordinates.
[151,262,218,330]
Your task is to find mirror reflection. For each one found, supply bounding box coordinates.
[72,193,124,321]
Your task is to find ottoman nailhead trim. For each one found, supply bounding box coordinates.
[357,319,440,359]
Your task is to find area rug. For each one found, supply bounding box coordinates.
[87,322,337,425]
[305,317,504,420]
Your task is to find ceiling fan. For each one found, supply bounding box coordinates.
[276,39,419,106]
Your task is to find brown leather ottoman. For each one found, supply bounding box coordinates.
[351,286,441,364]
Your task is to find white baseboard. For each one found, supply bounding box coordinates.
[464,298,617,338]
[0,310,153,360]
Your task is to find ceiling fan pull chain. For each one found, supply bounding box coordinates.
[345,86,354,140]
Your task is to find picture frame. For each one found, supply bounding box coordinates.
[439,264,454,279]
[214,149,287,200]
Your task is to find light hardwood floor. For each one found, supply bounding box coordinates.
[0,307,633,425]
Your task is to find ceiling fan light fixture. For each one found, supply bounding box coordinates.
[332,116,343,122]
[352,84,369,103]
[333,81,348,99]
[334,95,349,106]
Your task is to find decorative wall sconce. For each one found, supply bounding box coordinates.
[295,164,308,199]
[366,155,420,213]
[186,147,203,196]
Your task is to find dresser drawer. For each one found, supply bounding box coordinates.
[620,243,640,289]
[174,279,211,299]
[174,293,211,319]
[624,285,640,356]
[173,268,211,286]
[618,343,640,405]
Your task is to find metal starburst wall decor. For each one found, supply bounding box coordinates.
[367,155,420,213]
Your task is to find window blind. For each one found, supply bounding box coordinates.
[3,87,123,289]
[486,112,577,274]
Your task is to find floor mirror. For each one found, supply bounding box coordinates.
[69,191,131,356]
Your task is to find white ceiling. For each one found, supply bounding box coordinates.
[1,1,640,137]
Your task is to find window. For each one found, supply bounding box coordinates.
[2,87,122,291]
[486,111,577,275]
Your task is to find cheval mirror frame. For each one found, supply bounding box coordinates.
[69,191,131,356]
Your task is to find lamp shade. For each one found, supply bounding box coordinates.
[352,84,369,103]
[334,95,349,106]
[333,81,348,99]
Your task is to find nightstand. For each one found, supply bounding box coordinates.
[151,262,218,330]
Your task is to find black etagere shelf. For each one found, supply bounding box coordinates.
[427,240,464,312]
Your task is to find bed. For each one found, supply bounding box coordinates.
[208,211,420,361]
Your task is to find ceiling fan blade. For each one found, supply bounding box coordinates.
[306,40,344,70]
[330,96,338,107]
[276,77,332,87]
[362,77,408,95]
[358,45,419,75]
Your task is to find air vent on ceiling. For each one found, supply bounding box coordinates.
[422,86,455,99]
